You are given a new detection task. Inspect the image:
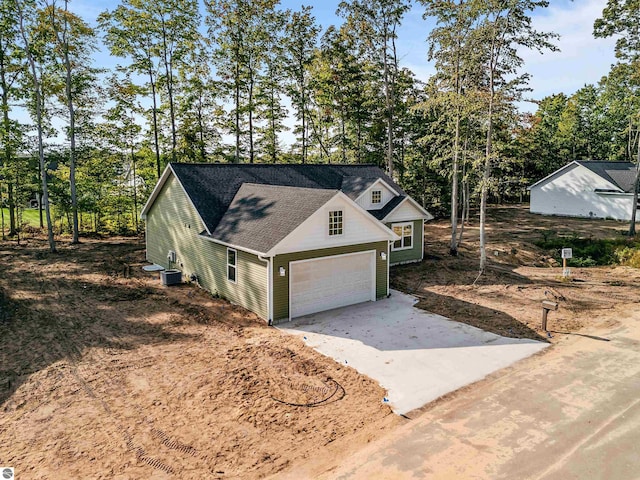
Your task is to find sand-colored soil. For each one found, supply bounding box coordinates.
[0,239,398,479]
[392,206,640,342]
[2,206,639,478]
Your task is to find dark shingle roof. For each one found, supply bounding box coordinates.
[170,163,405,234]
[207,183,337,253]
[577,161,638,193]
[340,176,379,199]
[368,195,404,220]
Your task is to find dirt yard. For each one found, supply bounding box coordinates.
[392,205,640,342]
[2,206,639,479]
[0,238,398,479]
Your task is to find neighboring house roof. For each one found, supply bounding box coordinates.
[205,183,338,254]
[577,161,637,193]
[529,160,638,192]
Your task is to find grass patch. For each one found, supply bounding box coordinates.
[1,208,42,229]
[536,232,640,267]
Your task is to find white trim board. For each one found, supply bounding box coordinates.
[141,164,212,235]
[383,196,434,223]
[354,178,399,203]
[266,190,399,257]
[528,161,622,192]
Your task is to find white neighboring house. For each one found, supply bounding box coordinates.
[528,161,639,221]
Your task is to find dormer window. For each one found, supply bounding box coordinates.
[329,210,343,236]
[371,190,382,204]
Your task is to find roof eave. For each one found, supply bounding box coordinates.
[198,233,267,257]
[140,163,212,235]
[381,196,434,222]
[353,177,400,203]
[528,161,581,190]
[140,164,173,219]
[264,191,399,257]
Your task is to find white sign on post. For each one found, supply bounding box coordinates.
[561,248,572,278]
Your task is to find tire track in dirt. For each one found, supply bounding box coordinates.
[25,264,202,477]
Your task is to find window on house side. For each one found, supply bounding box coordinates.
[329,210,343,236]
[371,190,382,204]
[392,223,413,250]
[227,248,237,283]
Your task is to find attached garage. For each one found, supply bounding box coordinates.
[142,163,421,325]
[289,250,376,318]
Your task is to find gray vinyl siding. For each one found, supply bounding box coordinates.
[388,219,423,265]
[146,174,268,319]
[272,241,389,321]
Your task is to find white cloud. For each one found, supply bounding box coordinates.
[518,0,617,111]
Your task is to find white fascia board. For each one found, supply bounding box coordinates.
[354,178,399,203]
[198,234,266,257]
[382,196,434,222]
[265,190,399,257]
[528,161,579,190]
[528,161,622,192]
[141,163,212,235]
[140,164,173,218]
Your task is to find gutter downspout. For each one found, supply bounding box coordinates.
[258,255,273,325]
[387,240,391,297]
[421,218,425,262]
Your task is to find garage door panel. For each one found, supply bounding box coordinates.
[290,251,375,318]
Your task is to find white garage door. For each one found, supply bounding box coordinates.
[290,251,376,318]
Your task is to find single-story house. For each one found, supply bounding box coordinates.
[141,163,433,324]
[528,160,639,221]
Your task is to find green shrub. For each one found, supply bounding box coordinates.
[535,233,640,267]
[615,246,640,268]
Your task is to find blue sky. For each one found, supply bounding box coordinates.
[20,0,618,141]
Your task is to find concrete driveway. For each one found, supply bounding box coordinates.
[279,290,548,415]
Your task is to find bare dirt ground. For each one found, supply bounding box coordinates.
[0,238,398,479]
[2,206,639,479]
[392,205,640,342]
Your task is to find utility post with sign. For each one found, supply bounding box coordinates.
[562,248,572,278]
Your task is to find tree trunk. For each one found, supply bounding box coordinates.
[61,0,79,243]
[248,69,254,164]
[149,71,162,178]
[7,181,15,236]
[234,54,241,163]
[270,86,277,163]
[17,2,55,252]
[0,36,16,237]
[629,131,640,236]
[450,113,460,256]
[383,29,393,177]
[197,96,206,161]
[479,60,496,277]
[340,102,346,163]
[0,183,4,240]
[160,17,177,163]
[300,67,307,164]
[131,144,138,232]
[39,190,43,228]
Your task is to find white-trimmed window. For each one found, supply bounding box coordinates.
[227,248,237,283]
[371,190,382,204]
[329,210,343,236]
[392,222,413,250]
